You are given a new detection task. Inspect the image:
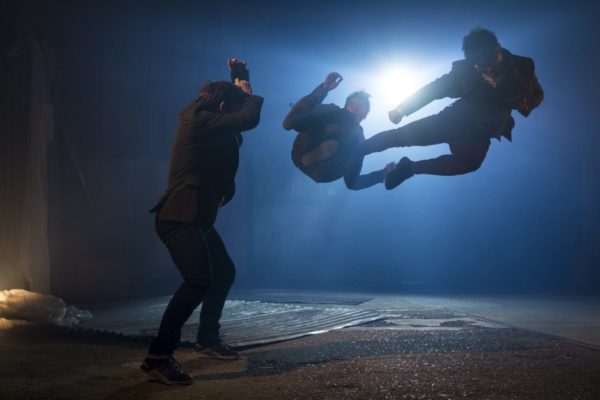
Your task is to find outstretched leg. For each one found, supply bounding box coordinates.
[413,139,490,175]
[361,112,459,154]
[385,138,490,189]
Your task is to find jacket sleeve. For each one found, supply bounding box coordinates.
[199,94,264,133]
[516,58,544,117]
[344,168,385,190]
[395,62,464,116]
[282,83,329,131]
[343,145,384,190]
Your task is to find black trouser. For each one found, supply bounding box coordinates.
[148,220,236,356]
[363,111,492,175]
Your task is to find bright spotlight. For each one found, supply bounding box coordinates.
[370,65,423,109]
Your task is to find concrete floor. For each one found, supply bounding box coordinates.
[1,291,599,399]
[363,294,600,348]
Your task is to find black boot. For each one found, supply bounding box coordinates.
[384,157,414,190]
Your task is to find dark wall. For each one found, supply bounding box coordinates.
[12,0,599,300]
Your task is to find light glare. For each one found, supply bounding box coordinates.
[371,65,422,109]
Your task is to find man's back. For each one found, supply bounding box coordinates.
[289,103,364,182]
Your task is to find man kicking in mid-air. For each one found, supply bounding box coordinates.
[352,27,543,189]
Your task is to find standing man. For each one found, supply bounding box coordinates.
[283,72,392,190]
[141,59,263,385]
[354,28,543,189]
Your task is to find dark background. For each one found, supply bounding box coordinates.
[2,0,599,301]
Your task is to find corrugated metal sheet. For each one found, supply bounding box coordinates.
[228,290,373,305]
[82,297,382,347]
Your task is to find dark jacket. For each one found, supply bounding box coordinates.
[283,84,384,189]
[152,94,263,227]
[398,49,544,141]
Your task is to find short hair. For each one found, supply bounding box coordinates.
[345,90,371,113]
[197,81,246,110]
[462,28,499,61]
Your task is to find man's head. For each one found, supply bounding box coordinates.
[462,28,502,71]
[198,81,247,112]
[344,90,371,123]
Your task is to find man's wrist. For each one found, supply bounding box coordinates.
[230,66,250,82]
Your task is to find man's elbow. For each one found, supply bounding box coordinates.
[247,115,261,131]
[343,175,359,190]
[282,114,296,131]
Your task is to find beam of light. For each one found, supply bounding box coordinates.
[338,60,456,172]
[367,64,423,110]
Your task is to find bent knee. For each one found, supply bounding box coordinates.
[214,262,236,287]
[460,156,485,172]
[450,141,489,173]
[183,276,210,290]
[224,265,236,285]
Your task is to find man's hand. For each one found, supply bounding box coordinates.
[388,108,404,124]
[228,58,253,94]
[323,72,343,91]
[228,58,248,76]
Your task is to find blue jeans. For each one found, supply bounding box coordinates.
[148,220,236,356]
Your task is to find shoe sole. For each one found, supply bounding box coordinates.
[384,161,412,190]
[194,347,241,360]
[140,365,194,386]
[196,350,240,360]
[384,171,403,190]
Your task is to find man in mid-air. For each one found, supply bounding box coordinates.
[353,28,544,189]
[283,72,393,190]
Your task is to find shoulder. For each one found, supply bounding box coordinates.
[447,59,478,83]
[313,103,343,116]
[246,94,265,105]
[355,124,365,139]
[504,49,536,72]
[450,59,473,73]
[178,99,200,118]
[320,103,342,111]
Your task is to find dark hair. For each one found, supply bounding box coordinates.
[197,81,246,110]
[345,90,371,113]
[462,28,499,61]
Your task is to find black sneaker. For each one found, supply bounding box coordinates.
[140,356,194,385]
[194,341,240,360]
[384,157,414,190]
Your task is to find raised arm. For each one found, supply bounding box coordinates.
[198,58,264,133]
[229,57,254,95]
[200,94,264,133]
[282,72,343,131]
[388,63,461,124]
[358,65,460,155]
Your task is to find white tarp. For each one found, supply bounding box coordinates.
[0,289,92,327]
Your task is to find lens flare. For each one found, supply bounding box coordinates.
[366,65,423,110]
